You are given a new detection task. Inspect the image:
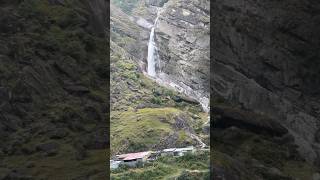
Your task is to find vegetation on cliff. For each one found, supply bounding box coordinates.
[110,0,209,178]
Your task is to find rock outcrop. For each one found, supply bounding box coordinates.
[212,0,320,164]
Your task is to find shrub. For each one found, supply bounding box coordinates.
[151,97,162,105]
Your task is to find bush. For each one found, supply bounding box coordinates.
[151,97,162,105]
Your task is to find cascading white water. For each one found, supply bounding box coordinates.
[145,7,210,113]
[147,14,160,77]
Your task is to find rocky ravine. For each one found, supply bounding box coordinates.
[212,0,320,166]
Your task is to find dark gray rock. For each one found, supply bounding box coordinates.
[21,145,36,155]
[213,105,288,137]
[36,142,59,156]
[64,85,90,94]
[0,87,10,106]
[48,128,69,139]
[4,170,33,180]
[212,165,240,180]
[85,128,108,150]
[25,162,35,169]
[67,120,85,132]
[84,105,102,121]
[48,0,64,5]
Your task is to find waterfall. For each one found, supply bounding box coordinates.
[145,7,210,113]
[147,14,160,77]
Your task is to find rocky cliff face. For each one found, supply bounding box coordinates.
[155,0,210,111]
[212,0,320,165]
[111,0,210,110]
[112,0,210,110]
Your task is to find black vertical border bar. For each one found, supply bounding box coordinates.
[106,0,111,178]
[210,0,215,179]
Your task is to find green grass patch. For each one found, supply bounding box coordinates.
[111,108,180,154]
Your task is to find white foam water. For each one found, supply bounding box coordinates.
[147,12,161,77]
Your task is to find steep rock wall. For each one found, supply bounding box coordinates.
[212,0,320,164]
[155,0,210,110]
